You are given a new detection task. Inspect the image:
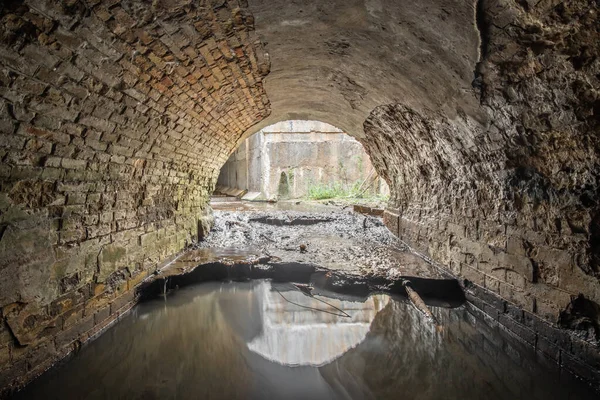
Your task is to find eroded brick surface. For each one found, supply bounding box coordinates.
[0,0,269,391]
[365,0,600,366]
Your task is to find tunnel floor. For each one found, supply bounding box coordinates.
[197,200,437,279]
[14,281,598,400]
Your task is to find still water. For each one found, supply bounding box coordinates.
[16,281,598,400]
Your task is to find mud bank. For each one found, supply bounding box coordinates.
[134,207,466,309]
[198,208,445,279]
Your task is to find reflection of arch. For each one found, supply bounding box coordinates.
[246,282,389,366]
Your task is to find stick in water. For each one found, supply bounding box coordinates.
[402,280,443,331]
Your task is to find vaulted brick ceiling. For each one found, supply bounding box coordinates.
[0,0,599,393]
[245,0,482,138]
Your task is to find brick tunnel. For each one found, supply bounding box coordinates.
[0,0,599,395]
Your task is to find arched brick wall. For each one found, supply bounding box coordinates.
[364,0,600,320]
[0,0,599,393]
[0,0,269,388]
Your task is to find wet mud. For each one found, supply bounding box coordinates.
[137,206,464,307]
[198,207,445,279]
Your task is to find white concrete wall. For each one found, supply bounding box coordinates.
[217,121,389,200]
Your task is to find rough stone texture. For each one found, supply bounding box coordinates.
[0,0,599,394]
[0,0,269,392]
[365,0,600,338]
[244,0,482,138]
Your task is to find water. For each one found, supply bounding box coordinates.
[15,281,598,400]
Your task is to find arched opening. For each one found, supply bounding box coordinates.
[214,120,388,204]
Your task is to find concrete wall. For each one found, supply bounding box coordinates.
[217,120,388,200]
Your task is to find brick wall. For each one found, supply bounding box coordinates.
[0,0,598,394]
[369,0,599,334]
[0,0,269,391]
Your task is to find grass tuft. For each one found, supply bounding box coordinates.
[306,181,388,202]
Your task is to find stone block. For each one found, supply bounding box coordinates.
[507,236,527,256]
[139,231,158,247]
[505,270,526,289]
[561,352,600,384]
[127,270,148,290]
[5,304,59,346]
[447,222,465,237]
[110,291,135,315]
[61,305,84,329]
[462,265,485,286]
[571,339,600,371]
[498,252,534,282]
[79,116,116,134]
[0,134,26,150]
[49,291,85,317]
[484,274,501,293]
[505,302,524,323]
[499,282,535,313]
[93,305,110,326]
[55,315,94,348]
[535,334,560,362]
[61,158,87,170]
[459,238,483,256]
[84,292,113,317]
[66,192,86,205]
[98,244,128,282]
[42,168,65,180]
[498,313,536,345]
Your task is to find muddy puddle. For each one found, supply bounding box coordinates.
[15,281,598,400]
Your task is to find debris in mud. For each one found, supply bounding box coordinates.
[138,207,465,308]
[403,279,442,330]
[197,209,445,280]
[558,294,600,345]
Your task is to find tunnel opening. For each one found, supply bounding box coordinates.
[213,120,388,205]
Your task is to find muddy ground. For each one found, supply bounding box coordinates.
[141,200,463,314]
[194,201,444,280]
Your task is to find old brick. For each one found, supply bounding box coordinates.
[97,244,128,282]
[55,315,94,348]
[110,291,135,315]
[79,116,116,134]
[498,313,536,345]
[498,253,534,282]
[61,158,87,170]
[93,305,110,326]
[61,304,84,329]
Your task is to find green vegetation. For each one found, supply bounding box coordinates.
[306,180,388,202]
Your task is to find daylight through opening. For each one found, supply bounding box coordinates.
[214,120,389,203]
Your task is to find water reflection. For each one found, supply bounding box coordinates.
[16,281,598,400]
[247,282,389,366]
